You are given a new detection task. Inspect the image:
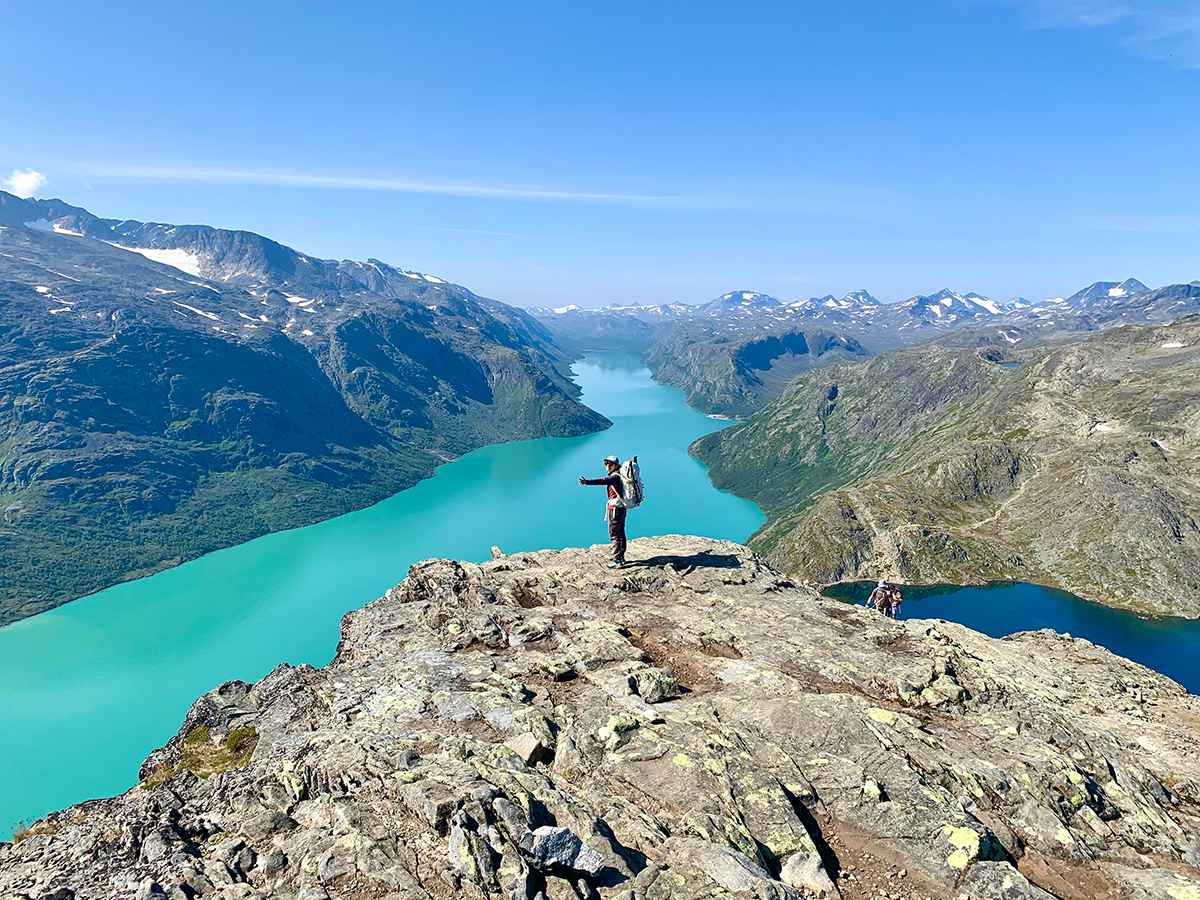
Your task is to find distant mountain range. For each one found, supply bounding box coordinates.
[531,278,1168,336]
[531,278,1200,415]
[0,191,607,623]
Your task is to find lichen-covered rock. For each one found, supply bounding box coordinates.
[960,861,1055,899]
[3,535,1200,900]
[519,826,603,876]
[628,667,680,703]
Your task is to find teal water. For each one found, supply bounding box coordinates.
[824,581,1200,694]
[0,352,764,838]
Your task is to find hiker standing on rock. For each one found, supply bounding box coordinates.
[580,455,628,569]
[866,579,891,615]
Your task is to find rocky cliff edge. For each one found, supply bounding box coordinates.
[4,536,1200,900]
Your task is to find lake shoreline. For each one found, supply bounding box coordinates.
[824,579,1200,694]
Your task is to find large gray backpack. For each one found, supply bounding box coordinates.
[614,456,644,509]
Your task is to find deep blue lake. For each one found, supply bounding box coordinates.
[824,580,1200,694]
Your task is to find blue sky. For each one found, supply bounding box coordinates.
[1,0,1196,307]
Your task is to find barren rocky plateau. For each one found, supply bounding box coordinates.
[4,536,1200,900]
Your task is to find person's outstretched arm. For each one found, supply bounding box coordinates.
[580,474,619,486]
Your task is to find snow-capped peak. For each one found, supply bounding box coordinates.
[698,290,784,316]
[716,290,779,305]
[968,295,1003,314]
[842,289,880,306]
[1066,278,1150,307]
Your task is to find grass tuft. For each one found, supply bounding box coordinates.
[140,724,259,790]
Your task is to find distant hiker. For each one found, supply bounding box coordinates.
[887,585,903,619]
[579,454,642,568]
[866,579,891,615]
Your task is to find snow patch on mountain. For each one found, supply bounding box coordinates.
[108,244,203,277]
[172,301,220,321]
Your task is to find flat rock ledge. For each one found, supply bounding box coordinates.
[4,536,1200,900]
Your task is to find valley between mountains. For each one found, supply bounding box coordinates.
[532,281,1200,618]
[4,192,1200,900]
[691,321,1200,617]
[4,187,1200,624]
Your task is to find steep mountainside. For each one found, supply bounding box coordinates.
[692,319,1200,617]
[5,536,1200,900]
[644,322,869,418]
[0,193,607,623]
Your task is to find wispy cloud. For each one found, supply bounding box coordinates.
[60,162,889,217]
[1013,0,1134,28]
[2,168,47,198]
[70,163,706,209]
[991,0,1200,66]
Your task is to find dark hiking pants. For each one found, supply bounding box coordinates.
[608,506,627,562]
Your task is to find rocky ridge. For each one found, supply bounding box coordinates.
[643,324,869,418]
[5,536,1200,900]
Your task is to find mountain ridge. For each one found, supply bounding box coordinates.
[691,316,1200,617]
[531,277,1198,417]
[0,192,608,624]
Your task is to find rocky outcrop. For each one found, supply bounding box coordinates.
[4,536,1200,900]
[692,319,1200,617]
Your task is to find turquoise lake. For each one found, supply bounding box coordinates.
[4,351,1199,840]
[0,352,764,838]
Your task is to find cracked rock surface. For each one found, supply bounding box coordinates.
[3,535,1200,900]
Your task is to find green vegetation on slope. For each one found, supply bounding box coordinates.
[692,320,1200,617]
[644,322,869,418]
[0,223,609,624]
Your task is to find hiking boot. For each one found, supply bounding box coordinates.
[607,561,624,569]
